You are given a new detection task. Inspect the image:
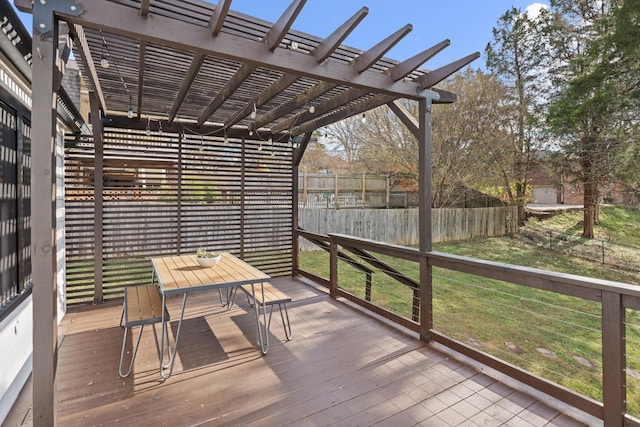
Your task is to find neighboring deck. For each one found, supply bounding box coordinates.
[4,277,598,426]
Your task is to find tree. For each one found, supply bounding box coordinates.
[431,69,512,207]
[486,6,551,224]
[546,0,639,238]
[323,115,366,173]
[356,69,510,207]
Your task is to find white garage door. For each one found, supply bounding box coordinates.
[533,186,557,204]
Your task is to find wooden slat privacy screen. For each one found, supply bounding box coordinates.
[65,128,292,304]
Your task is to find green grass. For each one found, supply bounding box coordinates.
[297,205,640,416]
[528,205,640,248]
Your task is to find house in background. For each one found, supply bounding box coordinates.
[528,159,632,206]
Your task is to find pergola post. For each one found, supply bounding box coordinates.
[418,89,438,342]
[31,9,59,427]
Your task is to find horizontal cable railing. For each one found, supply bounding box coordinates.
[295,229,640,425]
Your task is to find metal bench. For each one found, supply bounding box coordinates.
[119,285,169,378]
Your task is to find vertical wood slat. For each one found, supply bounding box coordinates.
[329,234,338,298]
[31,13,58,427]
[90,92,104,304]
[602,291,626,426]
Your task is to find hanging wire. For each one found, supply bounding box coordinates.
[100,30,133,117]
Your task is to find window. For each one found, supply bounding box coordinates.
[0,101,31,318]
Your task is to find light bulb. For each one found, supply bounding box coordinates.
[250,103,257,119]
[127,108,133,119]
[158,121,163,134]
[258,143,262,151]
[100,52,109,69]
[361,113,366,124]
[308,106,315,114]
[145,125,151,136]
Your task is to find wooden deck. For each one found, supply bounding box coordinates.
[4,277,599,426]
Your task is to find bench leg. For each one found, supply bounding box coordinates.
[119,324,145,378]
[278,303,292,340]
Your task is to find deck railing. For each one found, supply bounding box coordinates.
[295,229,640,426]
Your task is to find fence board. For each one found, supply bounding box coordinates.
[299,207,517,249]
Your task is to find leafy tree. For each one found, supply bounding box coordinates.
[486,6,551,224]
[546,0,639,237]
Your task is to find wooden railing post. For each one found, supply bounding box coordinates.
[601,291,625,426]
[329,234,338,298]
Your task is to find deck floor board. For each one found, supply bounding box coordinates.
[3,277,599,426]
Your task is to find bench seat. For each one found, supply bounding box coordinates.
[238,282,292,341]
[119,285,169,378]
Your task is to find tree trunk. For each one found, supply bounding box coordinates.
[515,181,527,226]
[582,181,598,238]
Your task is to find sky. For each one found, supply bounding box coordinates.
[12,1,548,70]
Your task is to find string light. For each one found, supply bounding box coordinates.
[250,103,257,119]
[361,113,366,124]
[158,120,163,134]
[223,127,229,144]
[145,117,151,136]
[127,95,133,118]
[100,41,109,68]
[308,105,315,114]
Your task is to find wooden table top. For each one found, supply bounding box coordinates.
[151,252,270,295]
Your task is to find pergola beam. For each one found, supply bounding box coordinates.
[354,23,412,73]
[387,99,419,138]
[266,0,307,52]
[196,0,307,126]
[224,6,368,129]
[168,53,206,124]
[417,52,480,88]
[68,23,106,114]
[140,0,150,17]
[168,2,232,124]
[270,88,368,133]
[290,86,456,137]
[390,39,450,81]
[261,22,414,132]
[56,0,425,101]
[314,6,368,63]
[291,93,392,135]
[210,0,232,37]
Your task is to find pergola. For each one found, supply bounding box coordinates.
[16,0,478,424]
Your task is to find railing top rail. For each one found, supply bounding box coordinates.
[329,233,420,262]
[428,251,640,302]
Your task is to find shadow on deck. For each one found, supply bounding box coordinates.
[4,277,599,426]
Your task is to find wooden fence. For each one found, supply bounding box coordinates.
[298,206,517,249]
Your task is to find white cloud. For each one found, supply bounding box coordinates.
[525,3,549,20]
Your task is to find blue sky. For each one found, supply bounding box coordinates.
[227,1,549,69]
[12,1,548,70]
